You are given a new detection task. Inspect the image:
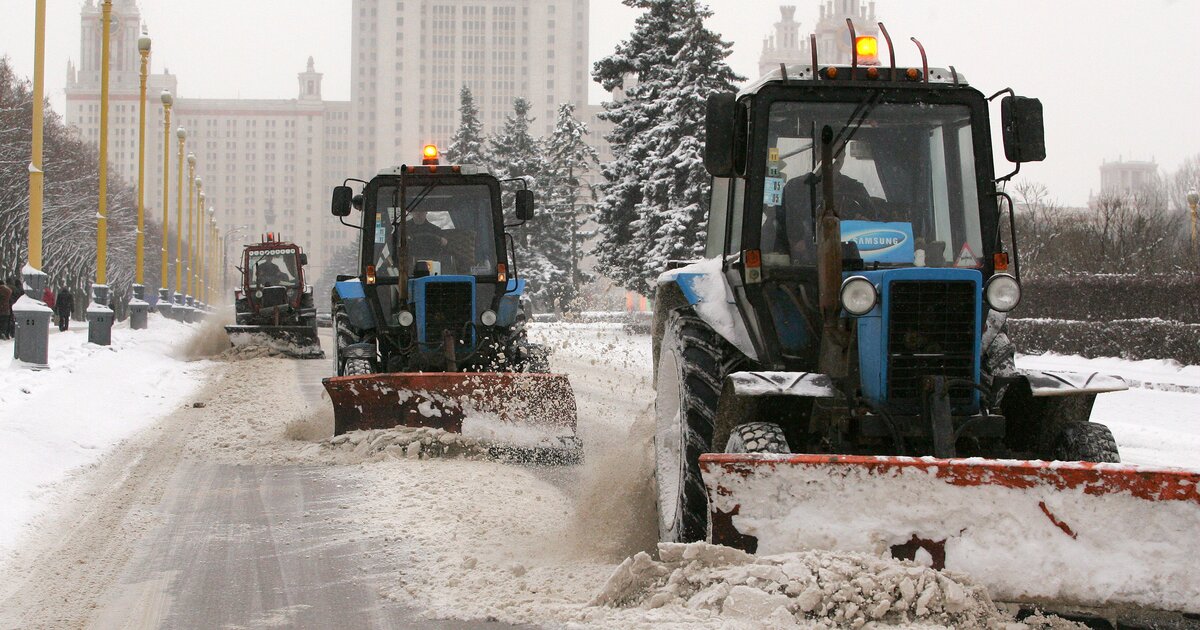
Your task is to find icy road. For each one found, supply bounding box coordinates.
[0,318,1198,628]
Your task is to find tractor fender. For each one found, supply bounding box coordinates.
[656,259,757,368]
[333,279,376,331]
[497,279,527,328]
[341,342,376,360]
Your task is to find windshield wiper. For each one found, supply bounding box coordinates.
[394,182,440,225]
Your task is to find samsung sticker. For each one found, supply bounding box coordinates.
[840,220,915,264]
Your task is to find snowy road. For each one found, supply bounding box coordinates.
[0,321,1197,628]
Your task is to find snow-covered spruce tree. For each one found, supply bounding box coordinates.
[489,97,558,309]
[540,103,598,309]
[445,85,491,167]
[591,0,741,295]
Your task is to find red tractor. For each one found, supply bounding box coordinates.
[224,234,323,357]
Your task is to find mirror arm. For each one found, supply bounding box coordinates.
[986,87,1015,102]
[994,162,1021,184]
[338,216,362,230]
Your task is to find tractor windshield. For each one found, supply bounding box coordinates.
[371,183,498,277]
[247,249,299,287]
[760,101,984,269]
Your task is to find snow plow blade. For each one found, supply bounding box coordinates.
[322,372,581,462]
[700,454,1200,614]
[224,325,324,358]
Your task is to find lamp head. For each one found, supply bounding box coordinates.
[138,34,151,53]
[160,90,172,107]
[176,126,187,141]
[1188,190,1200,207]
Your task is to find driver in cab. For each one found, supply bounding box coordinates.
[406,209,449,263]
[771,150,879,263]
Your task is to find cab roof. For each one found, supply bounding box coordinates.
[739,64,970,99]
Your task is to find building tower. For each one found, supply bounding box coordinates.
[759,1,880,78]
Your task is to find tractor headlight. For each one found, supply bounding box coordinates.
[840,276,878,316]
[985,274,1021,312]
[398,310,415,327]
[480,310,498,327]
[254,289,263,299]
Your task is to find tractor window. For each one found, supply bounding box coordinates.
[373,184,498,277]
[760,101,984,269]
[247,250,299,287]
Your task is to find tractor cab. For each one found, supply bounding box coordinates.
[235,234,310,317]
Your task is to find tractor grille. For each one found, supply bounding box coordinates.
[886,281,976,408]
[424,282,473,346]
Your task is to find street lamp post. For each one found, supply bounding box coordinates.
[129,29,152,330]
[13,0,52,368]
[87,0,116,347]
[208,209,217,306]
[158,90,174,317]
[174,126,186,313]
[1188,189,1199,259]
[196,190,206,311]
[185,154,196,309]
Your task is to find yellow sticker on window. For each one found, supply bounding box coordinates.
[768,148,780,162]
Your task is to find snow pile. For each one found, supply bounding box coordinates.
[0,314,210,556]
[321,427,490,461]
[592,542,1003,629]
[218,343,287,361]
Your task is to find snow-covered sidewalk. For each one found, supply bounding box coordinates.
[0,313,211,556]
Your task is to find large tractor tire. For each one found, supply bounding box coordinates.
[332,305,361,377]
[343,358,374,376]
[654,309,736,544]
[1052,422,1121,463]
[725,422,790,454]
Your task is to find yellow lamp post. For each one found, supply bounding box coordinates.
[207,208,216,305]
[134,30,150,297]
[191,174,202,303]
[196,190,206,306]
[27,0,47,278]
[95,0,113,294]
[185,153,196,304]
[158,90,173,312]
[86,0,115,346]
[1188,190,1199,259]
[174,126,186,305]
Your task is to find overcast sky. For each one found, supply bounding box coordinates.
[2,0,1197,205]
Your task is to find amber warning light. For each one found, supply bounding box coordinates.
[856,36,879,66]
[422,144,440,165]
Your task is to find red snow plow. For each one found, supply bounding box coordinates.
[701,455,1200,615]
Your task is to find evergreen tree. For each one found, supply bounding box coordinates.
[538,103,598,308]
[591,0,742,295]
[445,85,490,167]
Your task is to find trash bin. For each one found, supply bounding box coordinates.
[13,295,52,368]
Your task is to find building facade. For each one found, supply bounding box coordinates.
[759,1,880,78]
[66,1,355,297]
[350,0,592,175]
[1099,158,1160,198]
[65,0,602,299]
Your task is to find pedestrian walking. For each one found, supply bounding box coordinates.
[0,281,12,340]
[55,286,74,332]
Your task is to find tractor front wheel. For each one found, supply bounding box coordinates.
[343,358,374,376]
[654,309,733,544]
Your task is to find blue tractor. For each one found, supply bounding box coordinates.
[647,25,1200,618]
[322,147,579,458]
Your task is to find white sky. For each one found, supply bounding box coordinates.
[1,0,1197,205]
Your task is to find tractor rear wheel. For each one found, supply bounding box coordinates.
[333,306,359,376]
[1052,421,1120,463]
[654,309,736,544]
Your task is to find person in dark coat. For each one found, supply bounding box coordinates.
[55,286,74,332]
[0,281,11,340]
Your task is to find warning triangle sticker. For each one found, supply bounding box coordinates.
[954,243,979,268]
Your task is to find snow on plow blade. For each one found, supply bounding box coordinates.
[323,372,581,461]
[700,454,1200,614]
[225,325,324,358]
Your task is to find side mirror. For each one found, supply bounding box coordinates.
[331,186,353,217]
[704,93,737,177]
[298,253,308,266]
[515,189,535,221]
[1000,96,1046,163]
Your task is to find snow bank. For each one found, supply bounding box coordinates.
[0,314,211,556]
[591,542,1005,629]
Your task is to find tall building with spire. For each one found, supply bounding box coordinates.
[759,1,880,78]
[64,1,352,294]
